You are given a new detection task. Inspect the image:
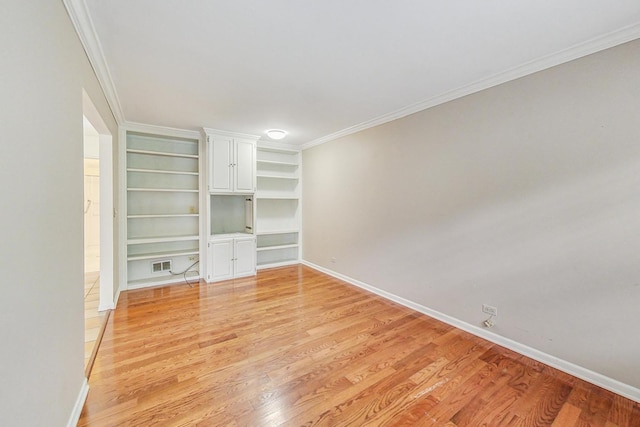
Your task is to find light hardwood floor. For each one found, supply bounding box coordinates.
[84,272,107,372]
[79,265,640,426]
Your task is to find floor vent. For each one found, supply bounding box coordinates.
[151,260,172,273]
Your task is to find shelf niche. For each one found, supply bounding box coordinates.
[210,194,254,237]
[125,131,200,288]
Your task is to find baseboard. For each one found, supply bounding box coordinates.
[301,260,640,403]
[67,378,89,427]
[113,283,122,307]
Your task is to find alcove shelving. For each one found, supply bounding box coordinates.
[126,132,200,288]
[255,145,301,269]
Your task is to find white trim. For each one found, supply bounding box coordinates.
[257,260,299,270]
[118,126,128,291]
[301,23,640,151]
[301,260,640,403]
[63,0,125,124]
[125,122,201,140]
[98,133,114,311]
[83,90,116,314]
[66,378,89,427]
[202,127,260,142]
[257,141,301,152]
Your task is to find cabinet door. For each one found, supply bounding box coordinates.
[234,237,256,278]
[208,136,233,193]
[234,139,255,193]
[208,239,234,282]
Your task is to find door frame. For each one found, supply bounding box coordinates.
[82,90,115,311]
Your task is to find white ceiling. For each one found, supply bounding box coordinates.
[82,1,640,146]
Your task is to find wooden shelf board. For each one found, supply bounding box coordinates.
[256,229,299,236]
[127,273,200,290]
[127,188,198,193]
[127,149,198,159]
[256,192,299,199]
[256,159,298,166]
[127,235,200,245]
[127,214,199,219]
[256,260,299,270]
[257,146,300,154]
[256,173,299,180]
[127,168,199,176]
[127,250,199,261]
[256,244,299,252]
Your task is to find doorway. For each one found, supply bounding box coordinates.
[82,90,115,374]
[83,116,103,368]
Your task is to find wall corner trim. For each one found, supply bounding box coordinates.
[300,23,640,151]
[62,0,125,124]
[66,378,89,427]
[301,260,640,403]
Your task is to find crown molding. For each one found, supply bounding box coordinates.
[302,22,640,151]
[124,121,201,140]
[201,127,261,142]
[63,0,125,124]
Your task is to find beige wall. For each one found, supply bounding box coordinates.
[303,39,640,390]
[0,1,118,425]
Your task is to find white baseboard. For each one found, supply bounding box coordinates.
[67,378,89,427]
[301,260,640,403]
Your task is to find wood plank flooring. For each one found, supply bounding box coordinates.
[79,265,640,426]
[84,271,107,371]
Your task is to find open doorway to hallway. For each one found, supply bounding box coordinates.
[81,89,115,377]
[83,116,105,369]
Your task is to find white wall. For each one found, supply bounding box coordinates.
[303,39,640,391]
[0,1,118,425]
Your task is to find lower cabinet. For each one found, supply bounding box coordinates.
[207,236,256,282]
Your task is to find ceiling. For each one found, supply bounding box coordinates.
[80,1,640,147]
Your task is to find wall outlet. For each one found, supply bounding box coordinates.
[482,304,498,316]
[330,257,336,263]
[188,256,197,262]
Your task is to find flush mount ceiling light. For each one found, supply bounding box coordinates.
[266,129,287,140]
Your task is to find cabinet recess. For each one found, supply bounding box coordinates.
[255,145,301,269]
[125,132,200,288]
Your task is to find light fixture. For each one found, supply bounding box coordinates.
[266,129,287,140]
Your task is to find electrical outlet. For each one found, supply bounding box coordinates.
[188,256,197,262]
[330,257,336,263]
[482,304,498,316]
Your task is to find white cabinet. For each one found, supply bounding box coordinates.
[205,129,258,193]
[207,236,256,282]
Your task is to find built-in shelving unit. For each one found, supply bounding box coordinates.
[256,145,301,269]
[126,132,200,288]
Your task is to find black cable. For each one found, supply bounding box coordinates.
[169,259,200,288]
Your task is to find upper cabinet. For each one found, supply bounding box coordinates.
[204,128,259,193]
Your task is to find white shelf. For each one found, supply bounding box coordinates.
[257,146,300,154]
[256,192,299,199]
[257,243,299,252]
[257,159,298,166]
[257,260,299,270]
[127,168,199,176]
[126,131,201,289]
[127,188,199,193]
[127,235,199,245]
[128,214,198,219]
[127,250,199,261]
[211,232,254,240]
[127,273,200,290]
[127,148,198,159]
[256,229,299,235]
[256,173,299,180]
